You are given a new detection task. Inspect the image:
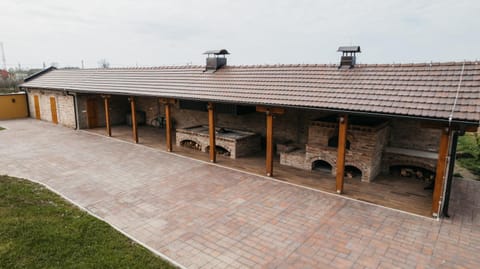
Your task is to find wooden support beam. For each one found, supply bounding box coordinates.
[159,98,176,152]
[208,102,216,163]
[256,106,285,115]
[103,96,111,137]
[256,106,284,177]
[159,98,176,105]
[432,127,450,217]
[266,111,274,176]
[129,96,138,144]
[336,115,348,194]
[165,103,172,152]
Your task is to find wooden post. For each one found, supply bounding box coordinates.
[336,115,348,194]
[103,95,111,137]
[208,102,216,162]
[129,96,138,143]
[165,103,172,152]
[160,98,176,152]
[432,127,450,217]
[266,111,274,176]
[256,106,285,177]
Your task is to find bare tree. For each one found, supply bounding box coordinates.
[98,59,110,68]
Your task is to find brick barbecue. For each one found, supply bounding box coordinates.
[176,125,260,159]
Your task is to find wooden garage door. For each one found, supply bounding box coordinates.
[50,97,58,124]
[86,99,98,128]
[34,95,41,120]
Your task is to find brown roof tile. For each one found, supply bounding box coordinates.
[20,62,480,123]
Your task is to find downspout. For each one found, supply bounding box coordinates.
[21,87,31,118]
[442,130,463,217]
[65,90,79,130]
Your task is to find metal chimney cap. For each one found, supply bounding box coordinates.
[337,46,361,53]
[203,49,230,55]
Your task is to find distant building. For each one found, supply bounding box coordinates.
[0,69,11,80]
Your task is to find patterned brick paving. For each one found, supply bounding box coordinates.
[1,119,479,268]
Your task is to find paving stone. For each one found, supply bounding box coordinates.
[0,119,479,269]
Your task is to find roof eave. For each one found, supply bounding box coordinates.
[20,86,480,127]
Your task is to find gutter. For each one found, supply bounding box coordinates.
[20,87,31,117]
[440,62,466,218]
[65,90,79,130]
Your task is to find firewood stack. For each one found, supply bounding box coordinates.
[400,167,434,183]
[181,140,201,151]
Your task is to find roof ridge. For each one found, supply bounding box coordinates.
[76,65,204,71]
[58,61,480,71]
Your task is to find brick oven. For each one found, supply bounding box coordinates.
[280,116,389,182]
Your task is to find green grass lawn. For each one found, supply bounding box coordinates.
[0,126,4,130]
[457,132,480,177]
[0,175,176,269]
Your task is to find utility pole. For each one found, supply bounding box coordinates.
[0,42,6,70]
[81,60,84,69]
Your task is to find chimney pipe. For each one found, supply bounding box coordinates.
[337,46,361,69]
[203,49,229,73]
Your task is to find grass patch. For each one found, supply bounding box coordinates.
[0,126,4,131]
[0,175,176,268]
[456,133,480,177]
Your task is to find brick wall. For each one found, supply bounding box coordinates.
[381,119,441,174]
[27,89,75,128]
[388,119,441,151]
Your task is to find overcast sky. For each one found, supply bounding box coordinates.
[1,0,479,69]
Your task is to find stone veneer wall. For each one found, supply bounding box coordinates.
[27,89,76,128]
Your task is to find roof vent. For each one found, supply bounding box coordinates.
[203,49,229,73]
[337,46,361,69]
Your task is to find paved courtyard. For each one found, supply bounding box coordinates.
[1,119,479,269]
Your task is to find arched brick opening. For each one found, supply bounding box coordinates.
[205,145,231,157]
[180,139,202,151]
[345,165,362,179]
[312,160,333,173]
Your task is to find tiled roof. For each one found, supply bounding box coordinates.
[20,62,480,123]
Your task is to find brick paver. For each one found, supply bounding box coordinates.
[1,119,479,268]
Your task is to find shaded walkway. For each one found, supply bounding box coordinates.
[1,119,479,268]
